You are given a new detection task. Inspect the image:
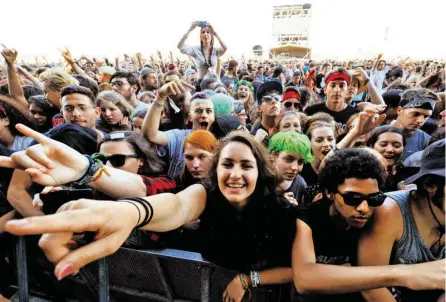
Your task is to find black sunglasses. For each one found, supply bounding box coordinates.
[105,154,139,167]
[284,102,300,109]
[336,190,386,207]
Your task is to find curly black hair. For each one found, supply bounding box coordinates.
[319,148,385,194]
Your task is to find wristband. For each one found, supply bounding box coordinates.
[153,101,164,109]
[250,271,260,288]
[71,153,107,187]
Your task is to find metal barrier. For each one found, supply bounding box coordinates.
[9,236,238,302]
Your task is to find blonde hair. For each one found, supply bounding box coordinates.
[96,91,133,117]
[39,69,79,91]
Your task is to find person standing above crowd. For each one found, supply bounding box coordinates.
[177,21,227,81]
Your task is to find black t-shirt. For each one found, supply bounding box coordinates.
[316,73,324,88]
[249,122,270,147]
[198,187,296,273]
[304,103,359,126]
[300,163,320,205]
[296,199,366,302]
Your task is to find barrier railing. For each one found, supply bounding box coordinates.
[9,236,239,302]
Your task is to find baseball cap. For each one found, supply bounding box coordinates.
[403,139,445,185]
[140,67,155,78]
[256,80,283,104]
[98,66,116,76]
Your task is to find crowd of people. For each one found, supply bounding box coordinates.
[0,21,445,302]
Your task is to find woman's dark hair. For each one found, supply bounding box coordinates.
[205,131,277,198]
[319,149,385,194]
[98,131,164,175]
[367,126,406,148]
[0,101,35,136]
[237,71,249,81]
[72,74,99,97]
[30,123,98,155]
[297,86,312,108]
[22,85,44,101]
[163,91,192,130]
[429,127,445,145]
[28,95,59,132]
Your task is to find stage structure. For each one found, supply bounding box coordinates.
[270,3,312,59]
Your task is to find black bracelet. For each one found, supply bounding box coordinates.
[118,197,154,229]
[119,200,141,228]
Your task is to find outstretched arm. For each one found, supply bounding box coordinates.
[1,48,29,108]
[178,22,198,52]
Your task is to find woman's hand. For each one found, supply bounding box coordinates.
[223,275,246,302]
[5,199,138,280]
[119,116,132,130]
[189,21,200,31]
[283,192,298,207]
[0,124,89,186]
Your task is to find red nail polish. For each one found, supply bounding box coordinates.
[57,263,74,280]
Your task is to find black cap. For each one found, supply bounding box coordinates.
[403,139,445,185]
[256,80,283,105]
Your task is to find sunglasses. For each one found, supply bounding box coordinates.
[262,94,282,103]
[105,154,139,167]
[284,102,300,109]
[336,190,386,207]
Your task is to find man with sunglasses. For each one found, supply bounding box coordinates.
[281,87,301,112]
[292,148,444,301]
[250,81,282,142]
[359,139,445,302]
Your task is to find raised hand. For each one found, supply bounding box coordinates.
[189,21,200,31]
[61,48,74,64]
[352,110,386,137]
[0,124,89,186]
[5,199,138,280]
[353,67,370,82]
[157,79,195,99]
[119,116,132,130]
[1,48,18,65]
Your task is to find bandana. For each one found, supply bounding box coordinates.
[326,72,350,85]
[282,90,300,102]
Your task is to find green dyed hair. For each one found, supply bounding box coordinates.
[268,131,314,163]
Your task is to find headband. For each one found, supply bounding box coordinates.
[282,90,300,102]
[326,72,350,85]
[234,80,254,93]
